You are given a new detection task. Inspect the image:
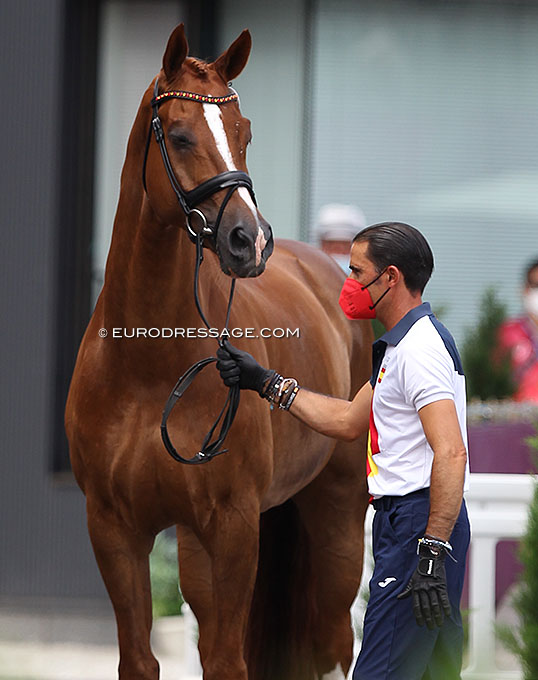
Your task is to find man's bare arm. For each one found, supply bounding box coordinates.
[287,380,373,441]
[418,399,467,541]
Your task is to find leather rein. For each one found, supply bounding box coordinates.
[143,77,255,465]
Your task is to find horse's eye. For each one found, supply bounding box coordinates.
[169,131,193,149]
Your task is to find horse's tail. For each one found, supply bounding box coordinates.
[245,499,317,680]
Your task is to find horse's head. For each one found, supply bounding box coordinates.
[144,24,273,278]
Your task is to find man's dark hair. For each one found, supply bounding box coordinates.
[525,258,538,285]
[352,222,434,294]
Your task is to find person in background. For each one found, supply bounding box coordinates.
[315,203,366,272]
[498,259,538,402]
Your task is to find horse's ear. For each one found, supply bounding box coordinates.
[213,29,252,82]
[163,23,189,80]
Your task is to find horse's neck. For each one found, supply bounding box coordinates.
[99,94,227,335]
[100,163,204,331]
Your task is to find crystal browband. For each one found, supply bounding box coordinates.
[152,90,239,106]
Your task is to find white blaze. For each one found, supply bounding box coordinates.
[254,228,267,267]
[202,102,259,224]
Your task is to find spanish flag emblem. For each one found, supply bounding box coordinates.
[366,405,380,477]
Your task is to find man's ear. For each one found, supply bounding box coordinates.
[386,265,401,286]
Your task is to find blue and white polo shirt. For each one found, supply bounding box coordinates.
[367,302,469,498]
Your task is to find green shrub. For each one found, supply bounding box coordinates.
[461,288,515,401]
[497,427,538,679]
[150,531,184,618]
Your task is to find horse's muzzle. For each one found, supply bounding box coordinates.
[220,221,274,278]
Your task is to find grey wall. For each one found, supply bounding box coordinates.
[0,0,108,605]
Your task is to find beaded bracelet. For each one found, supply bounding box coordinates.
[261,373,282,402]
[418,536,453,553]
[418,536,457,562]
[280,385,300,411]
[277,378,297,403]
[261,373,301,411]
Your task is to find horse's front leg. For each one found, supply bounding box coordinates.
[176,525,214,664]
[87,498,158,680]
[201,499,260,680]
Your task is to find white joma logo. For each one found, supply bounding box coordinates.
[378,577,397,588]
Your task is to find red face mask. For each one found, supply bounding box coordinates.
[339,270,389,320]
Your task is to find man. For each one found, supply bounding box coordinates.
[217,222,470,679]
[498,258,538,402]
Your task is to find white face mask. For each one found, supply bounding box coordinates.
[523,289,538,319]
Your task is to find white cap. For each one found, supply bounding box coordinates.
[315,203,366,242]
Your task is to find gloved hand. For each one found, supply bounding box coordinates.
[397,538,452,629]
[216,340,275,395]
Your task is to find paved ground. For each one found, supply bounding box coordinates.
[0,597,521,680]
[0,639,521,680]
[0,637,521,680]
[0,606,201,680]
[0,640,199,680]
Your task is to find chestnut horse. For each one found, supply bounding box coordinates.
[66,24,371,680]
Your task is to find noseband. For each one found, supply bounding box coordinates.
[143,77,256,465]
[142,77,256,242]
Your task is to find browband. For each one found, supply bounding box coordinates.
[152,90,239,106]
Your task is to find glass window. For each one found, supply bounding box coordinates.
[92,0,184,304]
[308,0,538,342]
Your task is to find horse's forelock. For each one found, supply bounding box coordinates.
[166,57,234,89]
[185,57,210,79]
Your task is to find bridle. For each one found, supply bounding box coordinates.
[142,77,256,242]
[143,77,255,465]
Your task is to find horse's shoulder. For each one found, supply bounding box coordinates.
[271,238,345,282]
[273,238,342,268]
[274,237,324,259]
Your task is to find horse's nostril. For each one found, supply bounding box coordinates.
[228,226,253,258]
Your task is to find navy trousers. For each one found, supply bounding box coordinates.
[353,489,470,680]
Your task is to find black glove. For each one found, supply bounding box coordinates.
[397,538,452,630]
[216,341,275,395]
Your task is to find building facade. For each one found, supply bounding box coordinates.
[1,0,537,613]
